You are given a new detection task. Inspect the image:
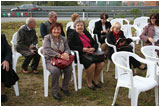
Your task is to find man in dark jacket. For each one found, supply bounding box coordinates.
[16,17,40,74]
[40,11,65,39]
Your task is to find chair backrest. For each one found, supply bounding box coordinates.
[141,46,159,62]
[112,52,157,81]
[38,47,47,71]
[66,21,73,31]
[121,25,132,38]
[88,18,100,34]
[133,16,149,30]
[111,18,129,26]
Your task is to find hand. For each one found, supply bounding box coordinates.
[88,48,95,53]
[30,49,36,54]
[61,53,69,60]
[102,30,108,34]
[30,44,34,49]
[1,60,9,71]
[148,37,155,43]
[83,48,90,52]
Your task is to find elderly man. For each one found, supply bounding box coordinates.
[16,17,40,74]
[40,11,65,39]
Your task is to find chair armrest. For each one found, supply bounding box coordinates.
[105,39,117,52]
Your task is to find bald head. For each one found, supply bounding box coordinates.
[26,17,36,29]
[48,11,57,23]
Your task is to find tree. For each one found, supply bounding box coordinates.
[130,8,142,18]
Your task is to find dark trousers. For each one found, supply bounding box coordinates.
[22,52,40,71]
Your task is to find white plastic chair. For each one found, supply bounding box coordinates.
[91,34,101,49]
[141,46,159,86]
[12,54,19,96]
[111,51,158,106]
[133,16,149,47]
[105,38,135,76]
[11,32,22,73]
[88,18,100,34]
[66,21,73,31]
[121,24,141,44]
[110,18,129,26]
[38,47,78,97]
[72,50,104,89]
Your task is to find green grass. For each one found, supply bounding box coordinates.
[1,21,156,106]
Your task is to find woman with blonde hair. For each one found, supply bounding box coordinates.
[107,22,146,70]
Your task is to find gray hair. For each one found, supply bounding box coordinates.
[48,11,57,17]
[26,17,35,25]
[74,19,85,28]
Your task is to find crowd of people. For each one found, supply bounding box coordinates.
[1,11,159,102]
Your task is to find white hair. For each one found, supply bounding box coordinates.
[48,11,57,17]
[26,17,34,25]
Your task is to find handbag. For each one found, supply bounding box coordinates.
[82,50,105,63]
[51,50,75,69]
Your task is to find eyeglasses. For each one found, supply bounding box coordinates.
[151,17,156,19]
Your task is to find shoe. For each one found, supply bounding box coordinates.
[88,85,96,90]
[61,88,70,96]
[92,81,102,88]
[52,93,61,100]
[138,65,147,70]
[22,69,30,74]
[1,94,8,103]
[33,70,39,74]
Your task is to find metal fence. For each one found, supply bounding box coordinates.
[1,6,158,18]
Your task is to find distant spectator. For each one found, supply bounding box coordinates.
[140,13,159,46]
[93,13,111,52]
[43,23,72,100]
[1,34,19,103]
[66,13,80,37]
[16,17,40,74]
[40,11,65,39]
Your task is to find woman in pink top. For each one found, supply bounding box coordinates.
[68,19,105,90]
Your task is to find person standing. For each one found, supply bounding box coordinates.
[40,11,65,39]
[16,17,40,74]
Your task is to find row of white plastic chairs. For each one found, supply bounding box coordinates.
[66,16,149,48]
[10,31,158,106]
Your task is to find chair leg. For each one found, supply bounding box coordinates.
[13,82,19,96]
[78,65,83,89]
[112,86,120,106]
[115,66,118,79]
[131,89,139,106]
[106,60,111,72]
[128,89,131,99]
[100,70,104,83]
[72,64,78,91]
[44,72,49,97]
[155,86,159,106]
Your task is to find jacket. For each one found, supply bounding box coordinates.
[16,24,38,56]
[68,30,98,56]
[140,24,158,45]
[43,34,71,63]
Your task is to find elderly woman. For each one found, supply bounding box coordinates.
[140,13,159,46]
[66,13,80,37]
[93,13,111,52]
[68,19,105,90]
[107,22,146,70]
[43,23,72,100]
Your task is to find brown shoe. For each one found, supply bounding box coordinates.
[22,69,30,74]
[33,70,39,74]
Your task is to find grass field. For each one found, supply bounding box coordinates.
[1,20,156,106]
